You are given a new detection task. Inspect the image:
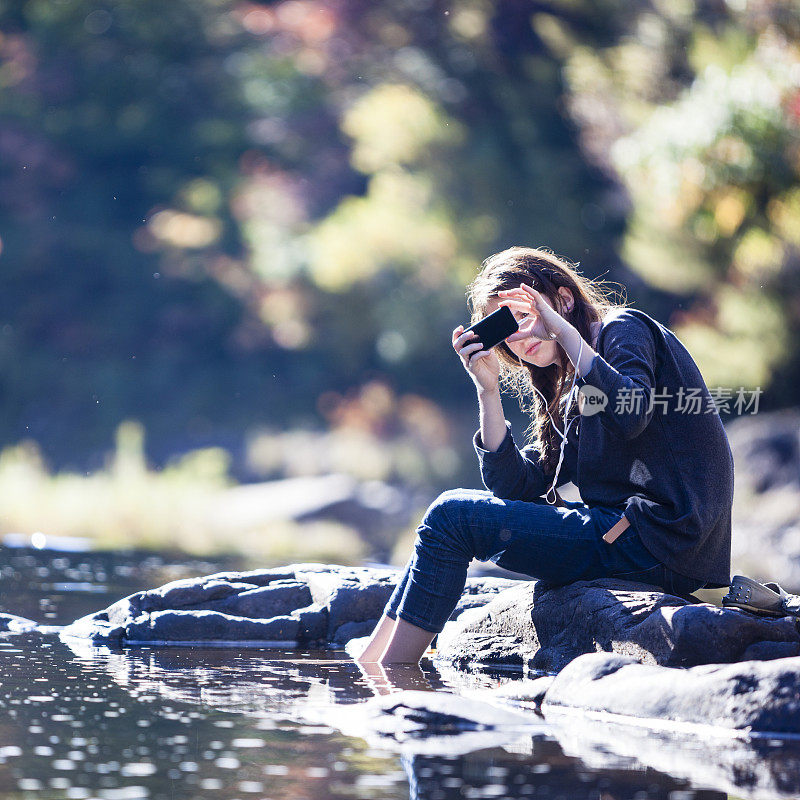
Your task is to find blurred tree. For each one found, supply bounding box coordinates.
[234,0,638,406]
[0,0,321,467]
[557,0,800,397]
[2,0,798,483]
[0,0,633,474]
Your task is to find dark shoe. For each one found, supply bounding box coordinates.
[722,575,795,617]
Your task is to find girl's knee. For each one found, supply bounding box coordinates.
[419,490,493,561]
[422,488,484,530]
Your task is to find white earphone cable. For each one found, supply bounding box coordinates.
[538,336,583,505]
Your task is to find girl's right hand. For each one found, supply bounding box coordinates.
[452,325,501,392]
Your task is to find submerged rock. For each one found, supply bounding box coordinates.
[60,563,519,648]
[435,578,800,671]
[302,688,544,757]
[481,671,800,794]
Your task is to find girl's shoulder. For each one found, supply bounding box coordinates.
[596,306,664,348]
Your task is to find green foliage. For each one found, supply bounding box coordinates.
[342,83,461,173]
[0,0,274,463]
[1,0,630,475]
[306,170,459,290]
[614,37,798,387]
[561,2,800,391]
[1,0,799,493]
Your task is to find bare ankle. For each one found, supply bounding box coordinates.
[378,616,436,665]
[355,644,382,664]
[351,612,397,664]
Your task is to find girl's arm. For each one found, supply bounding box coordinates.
[454,324,555,498]
[564,312,657,440]
[477,384,507,452]
[555,324,597,379]
[473,418,568,501]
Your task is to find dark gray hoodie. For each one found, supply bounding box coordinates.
[473,307,735,588]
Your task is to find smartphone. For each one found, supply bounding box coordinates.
[463,305,519,350]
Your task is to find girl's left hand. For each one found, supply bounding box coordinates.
[498,283,569,343]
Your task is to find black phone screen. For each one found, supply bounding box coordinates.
[464,305,519,350]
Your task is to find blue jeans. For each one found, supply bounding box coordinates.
[385,488,706,634]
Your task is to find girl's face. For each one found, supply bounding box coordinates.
[484,290,567,367]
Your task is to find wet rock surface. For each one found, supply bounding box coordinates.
[59,563,518,647]
[435,581,540,670]
[306,688,544,757]
[434,578,800,671]
[59,565,800,676]
[536,650,800,734]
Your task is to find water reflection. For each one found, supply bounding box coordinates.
[546,709,800,800]
[1,546,800,800]
[356,660,448,695]
[0,634,407,799]
[0,634,725,800]
[401,748,726,800]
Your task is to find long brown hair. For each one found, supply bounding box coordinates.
[466,246,627,479]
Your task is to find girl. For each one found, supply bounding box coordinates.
[357,246,735,665]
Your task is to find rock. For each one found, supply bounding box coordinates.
[331,619,378,646]
[362,689,536,736]
[539,650,800,734]
[61,563,385,647]
[450,576,521,619]
[60,614,126,645]
[125,610,300,645]
[59,563,522,649]
[741,640,800,661]
[62,559,799,675]
[490,675,556,709]
[301,689,544,757]
[343,635,370,659]
[436,582,540,670]
[290,604,328,642]
[206,475,417,561]
[0,613,38,633]
[435,578,800,672]
[727,409,800,591]
[186,581,313,618]
[301,566,397,640]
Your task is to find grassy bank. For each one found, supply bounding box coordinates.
[0,422,370,568]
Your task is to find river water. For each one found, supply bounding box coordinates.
[1,543,799,800]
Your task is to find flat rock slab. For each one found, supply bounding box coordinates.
[0,613,38,633]
[59,563,519,648]
[538,650,800,735]
[435,578,800,671]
